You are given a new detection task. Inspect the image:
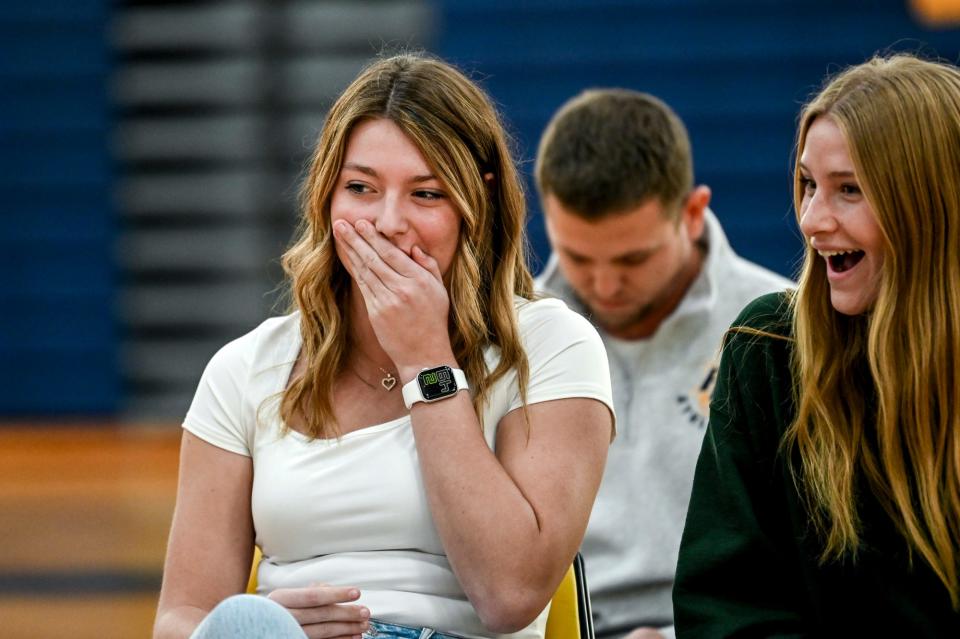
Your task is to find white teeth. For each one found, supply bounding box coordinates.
[817,249,859,257]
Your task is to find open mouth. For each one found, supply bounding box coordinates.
[822,249,865,273]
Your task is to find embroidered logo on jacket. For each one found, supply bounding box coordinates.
[676,363,718,429]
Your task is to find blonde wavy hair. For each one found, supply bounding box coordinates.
[787,54,960,605]
[279,53,534,438]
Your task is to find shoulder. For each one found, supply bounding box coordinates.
[720,292,794,371]
[513,296,610,391]
[706,211,794,301]
[532,254,562,296]
[727,255,795,294]
[184,313,299,454]
[729,292,793,338]
[202,312,299,382]
[533,255,585,309]
[500,297,613,428]
[515,296,601,344]
[714,292,794,412]
[711,245,794,315]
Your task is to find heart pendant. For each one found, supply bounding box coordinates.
[381,375,397,391]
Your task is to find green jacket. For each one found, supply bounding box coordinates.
[673,292,960,637]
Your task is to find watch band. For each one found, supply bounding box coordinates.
[402,366,469,409]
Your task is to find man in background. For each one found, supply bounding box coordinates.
[534,89,792,639]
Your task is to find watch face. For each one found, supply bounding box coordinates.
[417,365,458,401]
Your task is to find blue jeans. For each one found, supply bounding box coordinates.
[190,594,306,638]
[190,595,468,639]
[365,619,468,639]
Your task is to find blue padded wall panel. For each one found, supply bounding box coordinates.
[437,0,960,278]
[0,349,117,414]
[0,1,117,416]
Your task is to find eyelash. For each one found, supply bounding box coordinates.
[344,183,446,201]
[799,177,861,197]
[346,182,370,195]
[839,183,861,196]
[413,190,446,201]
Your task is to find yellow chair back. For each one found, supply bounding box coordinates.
[544,562,580,639]
[246,546,262,595]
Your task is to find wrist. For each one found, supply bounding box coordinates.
[398,353,458,384]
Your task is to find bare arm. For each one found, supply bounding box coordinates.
[153,431,255,639]
[411,394,610,633]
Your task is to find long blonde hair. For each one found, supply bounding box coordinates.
[787,54,960,604]
[279,53,533,438]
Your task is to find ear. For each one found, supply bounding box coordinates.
[682,185,710,241]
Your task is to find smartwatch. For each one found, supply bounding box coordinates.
[402,365,469,409]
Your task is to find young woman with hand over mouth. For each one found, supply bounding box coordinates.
[154,53,615,639]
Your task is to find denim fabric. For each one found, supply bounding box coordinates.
[190,594,307,639]
[364,619,469,639]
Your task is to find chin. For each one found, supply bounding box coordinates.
[590,309,630,329]
[829,293,875,317]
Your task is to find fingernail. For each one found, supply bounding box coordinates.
[349,588,360,598]
[360,607,370,619]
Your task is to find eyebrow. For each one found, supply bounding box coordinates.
[562,246,657,263]
[342,163,437,184]
[798,162,856,179]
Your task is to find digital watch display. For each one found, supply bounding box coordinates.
[402,365,469,409]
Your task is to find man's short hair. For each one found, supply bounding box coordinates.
[535,88,694,220]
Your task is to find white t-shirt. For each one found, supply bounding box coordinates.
[183,297,615,639]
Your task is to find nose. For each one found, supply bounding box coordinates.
[591,266,623,299]
[374,193,409,238]
[798,189,838,241]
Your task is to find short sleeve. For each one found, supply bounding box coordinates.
[182,333,256,456]
[511,298,616,433]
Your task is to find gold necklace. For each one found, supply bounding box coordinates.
[349,366,378,391]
